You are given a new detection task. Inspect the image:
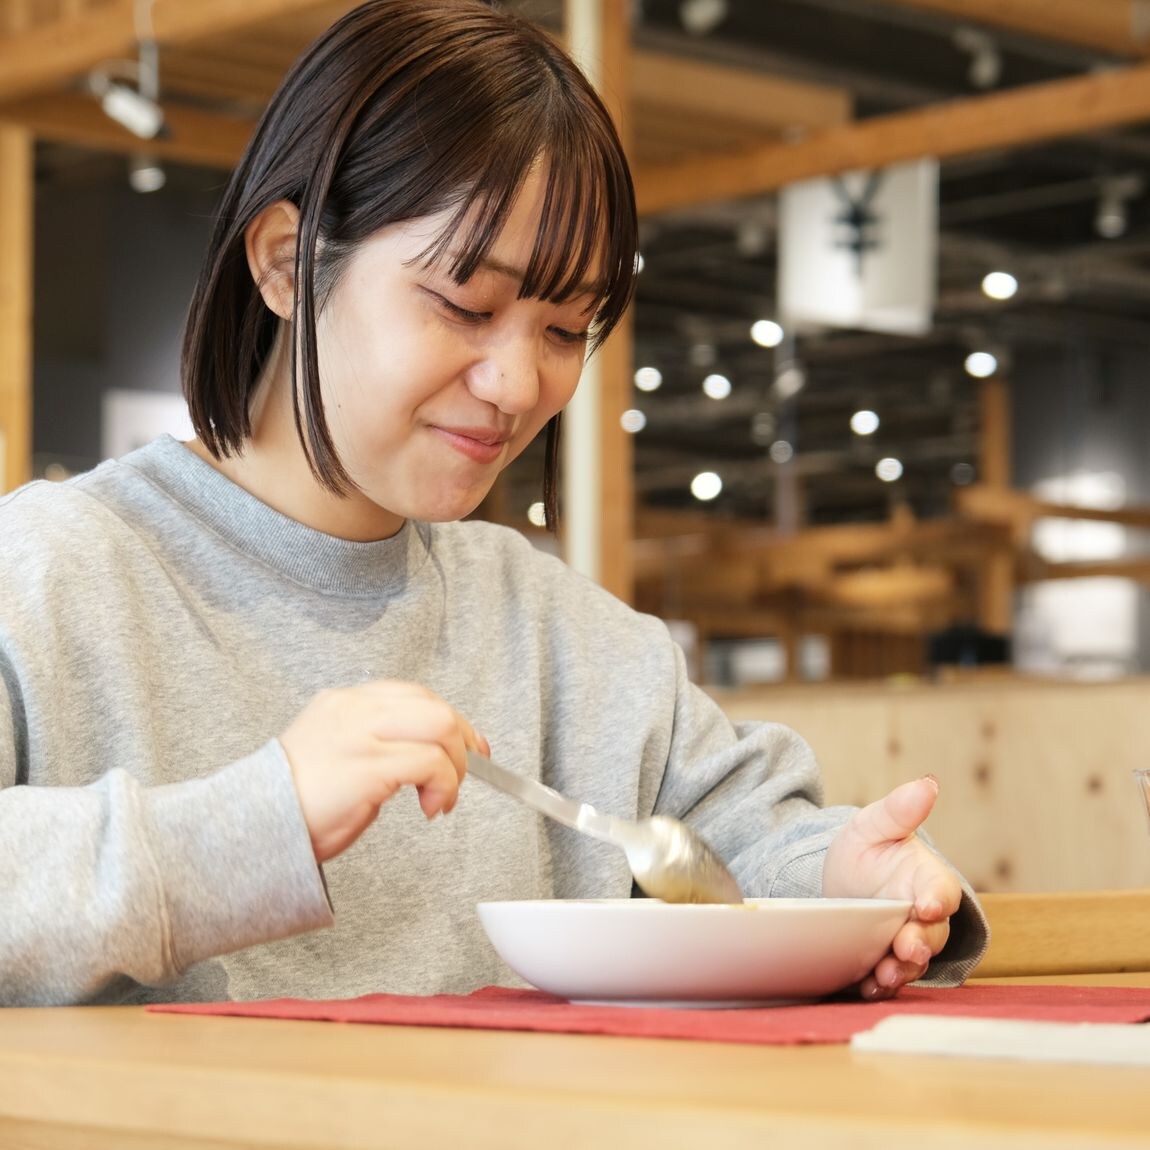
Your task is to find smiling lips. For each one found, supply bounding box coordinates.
[431,425,510,464]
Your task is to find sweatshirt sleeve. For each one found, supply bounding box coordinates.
[0,669,333,1006]
[651,641,990,986]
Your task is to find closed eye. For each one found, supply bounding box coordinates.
[549,325,590,346]
[432,292,491,324]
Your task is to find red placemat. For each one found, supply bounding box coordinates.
[147,984,1150,1045]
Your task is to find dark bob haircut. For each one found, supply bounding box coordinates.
[181,0,637,530]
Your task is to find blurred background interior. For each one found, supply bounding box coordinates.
[3,0,1150,891]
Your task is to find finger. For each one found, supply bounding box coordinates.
[358,683,489,767]
[861,953,930,999]
[850,775,940,847]
[910,864,962,922]
[364,741,463,817]
[356,694,473,778]
[892,918,951,966]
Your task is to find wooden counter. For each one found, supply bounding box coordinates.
[1,974,1148,1149]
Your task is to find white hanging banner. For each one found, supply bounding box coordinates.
[777,158,938,336]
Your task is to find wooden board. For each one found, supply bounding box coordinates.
[711,676,1150,893]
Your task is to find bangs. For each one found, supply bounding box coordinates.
[417,130,636,352]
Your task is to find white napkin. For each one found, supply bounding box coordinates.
[851,1015,1150,1065]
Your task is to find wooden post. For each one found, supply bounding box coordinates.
[978,375,1014,634]
[563,0,634,602]
[0,125,33,495]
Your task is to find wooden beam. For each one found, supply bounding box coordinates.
[878,0,1150,60]
[0,91,251,168]
[956,484,1150,530]
[631,49,851,136]
[0,126,33,494]
[635,60,1150,214]
[0,0,348,102]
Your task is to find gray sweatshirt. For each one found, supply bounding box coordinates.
[0,436,987,1005]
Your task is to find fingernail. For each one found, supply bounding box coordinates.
[911,941,931,965]
[919,899,944,919]
[921,773,940,790]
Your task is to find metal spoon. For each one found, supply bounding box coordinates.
[466,750,744,904]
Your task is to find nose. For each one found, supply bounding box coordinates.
[465,333,540,416]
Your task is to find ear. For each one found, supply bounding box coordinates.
[244,200,301,321]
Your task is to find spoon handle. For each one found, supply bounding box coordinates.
[465,751,623,844]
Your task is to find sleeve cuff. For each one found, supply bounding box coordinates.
[143,740,335,973]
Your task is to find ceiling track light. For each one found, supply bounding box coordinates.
[89,71,164,140]
[953,26,1002,90]
[1095,174,1145,240]
[679,0,729,37]
[89,0,167,191]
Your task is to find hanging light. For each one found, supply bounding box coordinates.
[620,409,646,433]
[876,457,903,482]
[850,409,879,436]
[526,502,546,527]
[769,440,794,464]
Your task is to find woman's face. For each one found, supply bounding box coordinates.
[292,166,599,539]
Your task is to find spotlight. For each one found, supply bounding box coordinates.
[620,409,647,433]
[774,365,805,399]
[981,271,1018,300]
[526,502,547,527]
[850,409,879,436]
[876,457,903,482]
[769,440,794,464]
[1096,191,1127,239]
[964,351,998,379]
[90,74,164,139]
[688,342,716,368]
[750,319,784,348]
[702,373,731,400]
[1094,175,1145,240]
[691,471,723,501]
[634,366,662,392]
[128,154,165,193]
[680,0,729,36]
[953,27,1002,90]
[750,411,777,446]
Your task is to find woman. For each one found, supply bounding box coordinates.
[0,0,987,1006]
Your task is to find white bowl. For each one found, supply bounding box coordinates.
[478,897,912,1006]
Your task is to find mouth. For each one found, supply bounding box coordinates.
[430,425,511,464]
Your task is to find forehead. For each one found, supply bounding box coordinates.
[440,164,610,303]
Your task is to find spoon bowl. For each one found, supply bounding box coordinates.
[465,751,743,905]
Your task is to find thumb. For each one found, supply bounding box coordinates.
[850,775,939,847]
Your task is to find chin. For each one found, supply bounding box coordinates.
[398,492,489,525]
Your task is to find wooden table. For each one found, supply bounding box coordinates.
[1,974,1148,1150]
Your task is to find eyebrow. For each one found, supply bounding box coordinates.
[477,255,604,301]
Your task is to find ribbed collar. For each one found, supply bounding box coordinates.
[118,435,431,598]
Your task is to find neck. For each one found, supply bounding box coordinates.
[187,338,406,542]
